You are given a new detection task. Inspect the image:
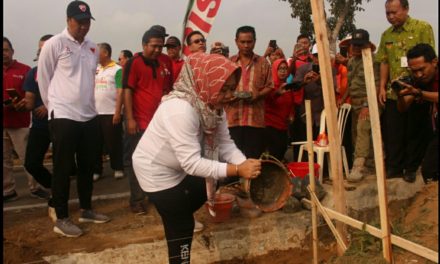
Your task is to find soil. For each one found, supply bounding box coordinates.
[3,182,438,264]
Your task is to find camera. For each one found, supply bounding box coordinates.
[391,76,413,92]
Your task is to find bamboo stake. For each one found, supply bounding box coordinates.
[361,48,393,263]
[307,186,348,251]
[309,0,347,255]
[305,100,318,264]
[302,198,439,263]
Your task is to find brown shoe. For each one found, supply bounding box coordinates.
[130,201,147,215]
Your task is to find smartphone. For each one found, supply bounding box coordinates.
[312,64,320,74]
[269,40,277,49]
[340,47,348,57]
[6,88,22,100]
[294,43,305,55]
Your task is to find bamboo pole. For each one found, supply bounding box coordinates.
[305,100,318,264]
[307,186,348,251]
[309,0,347,255]
[302,198,439,263]
[361,48,393,263]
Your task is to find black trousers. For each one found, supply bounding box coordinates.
[421,128,438,182]
[147,175,206,264]
[94,115,123,174]
[24,126,52,189]
[227,126,265,184]
[49,116,100,219]
[382,100,432,173]
[264,126,288,161]
[124,130,147,205]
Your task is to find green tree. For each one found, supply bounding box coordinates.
[280,0,370,54]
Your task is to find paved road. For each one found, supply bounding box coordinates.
[3,160,130,211]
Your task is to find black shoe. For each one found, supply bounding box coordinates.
[30,188,51,200]
[386,168,403,179]
[403,171,417,183]
[4,191,19,202]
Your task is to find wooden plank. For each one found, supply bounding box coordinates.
[361,48,393,262]
[309,0,347,255]
[302,199,439,263]
[305,100,318,264]
[307,186,348,251]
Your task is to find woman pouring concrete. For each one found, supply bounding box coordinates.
[132,52,261,264]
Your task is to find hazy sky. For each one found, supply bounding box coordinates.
[4,0,438,66]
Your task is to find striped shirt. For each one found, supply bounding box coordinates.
[226,54,273,128]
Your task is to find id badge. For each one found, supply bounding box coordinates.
[400,56,408,67]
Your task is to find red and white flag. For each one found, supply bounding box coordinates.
[181,0,222,56]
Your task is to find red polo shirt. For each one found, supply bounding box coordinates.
[171,58,184,83]
[125,53,173,130]
[3,60,31,128]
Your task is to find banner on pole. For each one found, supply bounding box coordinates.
[182,0,221,56]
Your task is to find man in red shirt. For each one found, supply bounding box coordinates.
[3,37,49,202]
[165,36,184,82]
[123,25,173,214]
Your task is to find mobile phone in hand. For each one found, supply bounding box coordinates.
[340,47,348,57]
[312,64,320,74]
[269,40,277,49]
[6,88,22,100]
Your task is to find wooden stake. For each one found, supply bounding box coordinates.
[302,198,439,263]
[307,186,348,251]
[309,0,347,255]
[305,100,318,264]
[361,48,393,263]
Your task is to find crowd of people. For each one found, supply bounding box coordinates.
[3,0,438,263]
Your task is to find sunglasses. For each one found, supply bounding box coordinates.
[191,38,206,45]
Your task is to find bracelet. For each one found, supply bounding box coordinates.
[235,165,239,176]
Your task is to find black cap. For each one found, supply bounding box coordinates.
[142,25,168,44]
[67,1,94,20]
[165,36,181,47]
[351,29,370,46]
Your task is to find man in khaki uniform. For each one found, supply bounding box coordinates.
[346,29,380,182]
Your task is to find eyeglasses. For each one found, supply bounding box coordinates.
[191,38,206,45]
[278,67,289,72]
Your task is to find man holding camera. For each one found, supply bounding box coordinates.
[396,43,438,183]
[376,0,435,182]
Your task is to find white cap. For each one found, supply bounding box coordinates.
[311,44,318,55]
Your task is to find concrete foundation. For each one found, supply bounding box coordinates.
[43,172,425,263]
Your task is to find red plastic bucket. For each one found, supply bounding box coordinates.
[206,193,235,223]
[286,162,320,179]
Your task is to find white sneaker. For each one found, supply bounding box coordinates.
[48,206,57,223]
[114,170,124,179]
[93,173,101,181]
[194,220,204,233]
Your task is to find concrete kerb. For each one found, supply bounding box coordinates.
[43,211,314,264]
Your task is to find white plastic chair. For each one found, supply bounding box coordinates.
[292,103,351,183]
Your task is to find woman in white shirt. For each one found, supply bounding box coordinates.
[133,52,261,264]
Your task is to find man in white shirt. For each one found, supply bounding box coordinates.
[37,0,110,238]
[93,42,124,181]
